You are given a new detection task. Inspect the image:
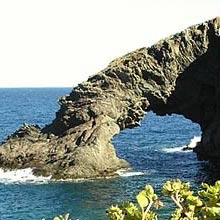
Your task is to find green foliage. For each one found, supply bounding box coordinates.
[53,213,71,220]
[199,181,220,219]
[107,179,220,220]
[163,179,202,220]
[107,184,163,220]
[50,179,220,220]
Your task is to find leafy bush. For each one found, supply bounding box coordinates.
[53,214,71,220]
[51,179,220,220]
[107,179,220,220]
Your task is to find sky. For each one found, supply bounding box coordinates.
[0,0,219,88]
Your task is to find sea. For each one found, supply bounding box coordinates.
[0,88,219,220]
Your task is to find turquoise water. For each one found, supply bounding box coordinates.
[0,88,218,220]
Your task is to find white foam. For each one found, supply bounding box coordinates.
[116,169,144,177]
[162,136,201,153]
[162,146,186,153]
[187,136,201,149]
[0,168,51,184]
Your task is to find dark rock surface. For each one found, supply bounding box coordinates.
[0,18,220,179]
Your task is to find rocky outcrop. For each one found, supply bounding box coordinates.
[0,18,220,179]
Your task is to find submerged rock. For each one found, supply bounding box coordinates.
[0,17,220,179]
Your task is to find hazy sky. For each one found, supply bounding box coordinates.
[0,0,219,87]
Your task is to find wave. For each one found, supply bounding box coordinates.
[115,169,144,177]
[0,167,145,184]
[161,136,201,153]
[0,168,51,184]
[187,136,201,148]
[162,146,187,153]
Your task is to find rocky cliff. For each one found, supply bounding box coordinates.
[0,17,220,179]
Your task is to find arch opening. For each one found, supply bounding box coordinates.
[113,112,204,180]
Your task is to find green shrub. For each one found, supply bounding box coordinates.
[51,179,220,220]
[107,179,220,220]
[53,213,71,220]
[107,184,163,220]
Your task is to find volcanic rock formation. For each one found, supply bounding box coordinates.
[0,18,220,179]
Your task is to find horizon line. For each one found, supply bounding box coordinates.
[0,86,74,89]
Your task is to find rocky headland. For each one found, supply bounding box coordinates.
[0,18,220,179]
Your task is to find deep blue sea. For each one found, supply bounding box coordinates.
[0,88,218,220]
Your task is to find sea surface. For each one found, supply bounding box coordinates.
[0,88,218,220]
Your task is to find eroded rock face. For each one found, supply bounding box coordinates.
[0,18,220,179]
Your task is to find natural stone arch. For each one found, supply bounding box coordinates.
[0,18,219,179]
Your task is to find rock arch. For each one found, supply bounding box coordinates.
[0,18,220,179]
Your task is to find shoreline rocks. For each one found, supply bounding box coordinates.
[0,17,220,179]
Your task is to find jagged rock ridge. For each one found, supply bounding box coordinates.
[0,17,220,179]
